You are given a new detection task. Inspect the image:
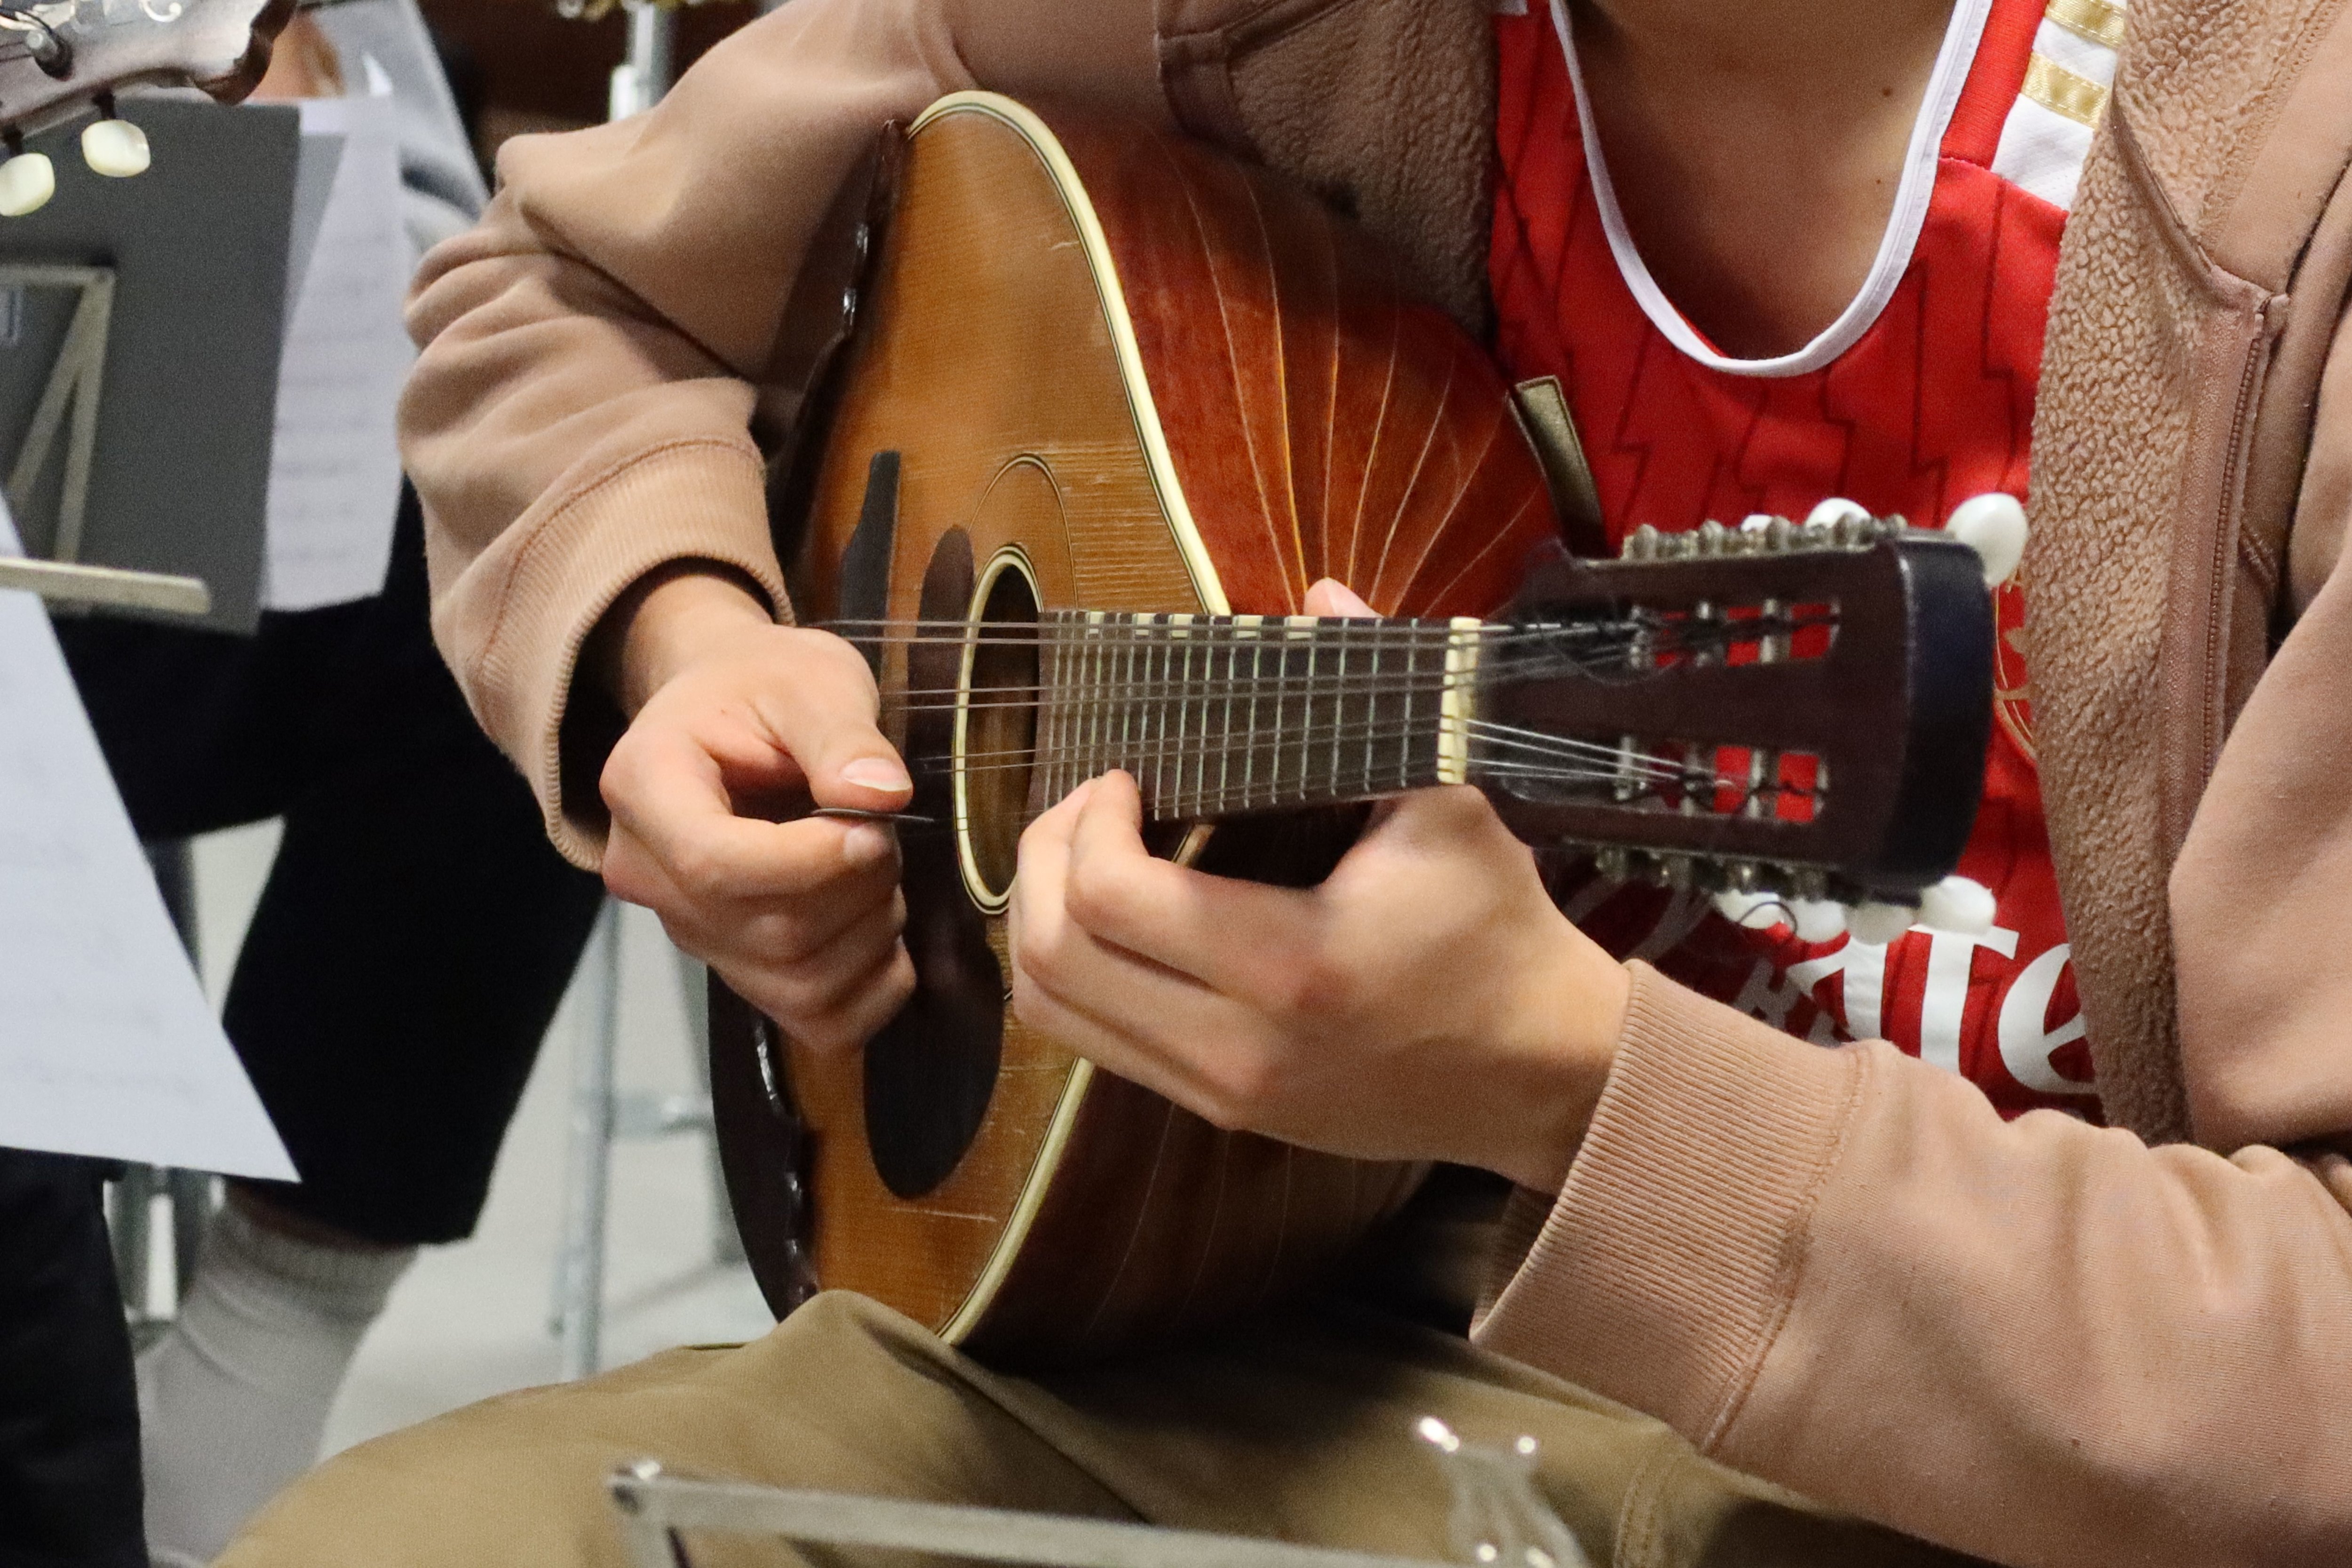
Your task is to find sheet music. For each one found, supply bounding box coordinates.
[0,506,294,1177]
[262,84,414,612]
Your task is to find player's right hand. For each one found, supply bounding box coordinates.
[597,573,914,1054]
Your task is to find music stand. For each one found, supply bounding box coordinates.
[0,96,310,633]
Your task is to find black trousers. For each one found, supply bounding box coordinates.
[55,491,604,1246]
[0,1153,143,1568]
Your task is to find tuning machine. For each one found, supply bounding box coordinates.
[0,94,151,217]
[1710,872,1996,947]
[0,127,52,215]
[81,94,148,179]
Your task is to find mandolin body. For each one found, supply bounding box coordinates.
[710,92,1563,1366]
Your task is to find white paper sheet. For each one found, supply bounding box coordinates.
[0,507,294,1177]
[261,86,414,613]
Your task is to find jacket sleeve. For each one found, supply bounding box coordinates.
[399,0,1161,864]
[1474,504,2352,1568]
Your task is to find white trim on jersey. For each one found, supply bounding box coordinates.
[1988,11,2122,213]
[1544,0,1995,380]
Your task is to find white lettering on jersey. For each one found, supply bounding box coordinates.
[1996,942,2096,1095]
[1785,939,1889,1040]
[1919,924,2021,1074]
[1733,957,1810,1030]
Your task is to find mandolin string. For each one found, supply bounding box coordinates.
[852,622,1838,718]
[806,613,1833,826]
[874,635,1830,714]
[939,714,1712,777]
[936,724,1821,807]
[818,611,1833,664]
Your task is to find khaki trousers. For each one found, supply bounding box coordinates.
[221,1292,1984,1568]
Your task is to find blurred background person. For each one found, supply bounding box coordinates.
[54,5,605,1559]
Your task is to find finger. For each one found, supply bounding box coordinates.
[1302,578,1379,618]
[722,859,906,967]
[1058,772,1312,992]
[1011,946,1258,1123]
[753,907,912,1041]
[608,723,902,902]
[725,936,914,1057]
[798,943,919,1054]
[1347,781,1520,860]
[748,630,914,810]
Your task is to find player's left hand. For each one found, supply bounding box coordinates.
[1007,587,1631,1194]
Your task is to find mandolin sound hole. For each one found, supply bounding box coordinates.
[957,553,1040,905]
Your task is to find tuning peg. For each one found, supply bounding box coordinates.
[1917,875,1996,934]
[0,134,55,217]
[81,100,149,179]
[1846,900,1917,945]
[1805,497,1871,530]
[1789,899,1847,943]
[1945,492,2027,586]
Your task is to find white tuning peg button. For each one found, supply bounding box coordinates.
[81,118,150,179]
[1917,875,1996,935]
[1846,901,1917,945]
[0,151,56,217]
[1789,899,1848,944]
[1946,492,2027,586]
[1805,497,1871,530]
[1714,889,1779,928]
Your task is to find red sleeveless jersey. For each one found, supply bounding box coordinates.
[1489,0,2120,1118]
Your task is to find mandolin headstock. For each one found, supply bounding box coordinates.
[0,0,293,213]
[1478,512,1996,913]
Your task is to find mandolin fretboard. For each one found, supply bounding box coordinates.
[1026,612,1484,820]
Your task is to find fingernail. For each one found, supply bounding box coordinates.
[841,823,892,865]
[842,756,911,794]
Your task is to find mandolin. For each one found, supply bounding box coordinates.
[709,92,1997,1365]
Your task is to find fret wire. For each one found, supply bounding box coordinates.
[1091,614,1108,788]
[1185,611,1204,818]
[1172,615,1193,818]
[1335,618,1351,805]
[1049,616,1068,804]
[1059,619,1075,806]
[1332,618,1345,806]
[1309,619,1326,808]
[1165,617,1183,816]
[1156,614,1176,811]
[1187,621,1208,819]
[1242,619,1262,812]
[1194,623,1212,818]
[1225,626,1244,814]
[1120,624,1138,800]
[1039,619,1057,807]
[1281,619,1303,808]
[1141,616,1161,809]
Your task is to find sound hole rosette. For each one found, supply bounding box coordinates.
[953,544,1041,912]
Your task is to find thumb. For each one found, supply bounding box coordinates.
[1303,578,1378,618]
[756,636,915,808]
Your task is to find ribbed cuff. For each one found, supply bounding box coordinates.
[1472,962,1869,1453]
[433,439,787,869]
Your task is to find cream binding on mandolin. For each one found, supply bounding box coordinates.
[707,93,2002,1366]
